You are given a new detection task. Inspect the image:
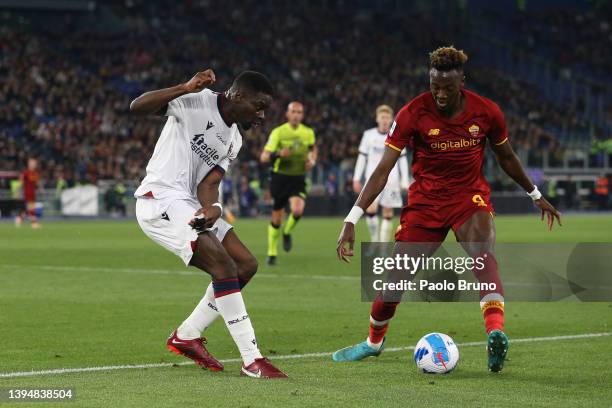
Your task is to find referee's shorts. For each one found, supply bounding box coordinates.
[269,172,307,211]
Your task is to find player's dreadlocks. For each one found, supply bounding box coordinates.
[429,46,468,72]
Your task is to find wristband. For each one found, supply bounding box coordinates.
[527,186,542,201]
[344,206,364,224]
[212,202,223,215]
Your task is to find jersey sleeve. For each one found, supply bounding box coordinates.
[385,105,415,152]
[307,128,316,147]
[487,102,509,146]
[358,132,369,155]
[166,92,206,120]
[264,128,280,152]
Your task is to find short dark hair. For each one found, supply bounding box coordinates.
[429,46,468,71]
[232,70,274,97]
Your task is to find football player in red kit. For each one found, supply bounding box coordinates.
[334,46,561,372]
[16,158,41,229]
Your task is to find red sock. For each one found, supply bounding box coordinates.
[483,306,504,334]
[474,252,505,334]
[368,297,399,345]
[368,321,389,345]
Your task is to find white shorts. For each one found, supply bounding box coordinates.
[375,185,403,209]
[135,197,233,266]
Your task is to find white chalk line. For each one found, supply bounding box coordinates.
[0,264,359,281]
[0,264,599,289]
[0,332,609,379]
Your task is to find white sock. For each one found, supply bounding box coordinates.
[215,291,262,366]
[177,283,220,340]
[380,218,393,242]
[365,214,379,241]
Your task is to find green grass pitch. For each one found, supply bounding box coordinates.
[1,215,611,407]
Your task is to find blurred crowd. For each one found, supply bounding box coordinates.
[1,0,610,202]
[512,8,612,75]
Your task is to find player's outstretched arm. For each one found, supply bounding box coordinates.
[129,69,216,115]
[337,146,400,262]
[491,140,562,230]
[189,168,224,231]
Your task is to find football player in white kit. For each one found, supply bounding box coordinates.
[130,69,287,378]
[353,105,410,241]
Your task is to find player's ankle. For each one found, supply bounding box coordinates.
[176,323,200,340]
[366,338,383,350]
[242,350,263,366]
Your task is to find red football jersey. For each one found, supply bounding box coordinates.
[22,170,40,201]
[385,89,508,199]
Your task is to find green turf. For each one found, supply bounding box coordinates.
[0,215,611,407]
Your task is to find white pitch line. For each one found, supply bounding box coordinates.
[2,264,598,288]
[0,264,359,281]
[0,332,609,379]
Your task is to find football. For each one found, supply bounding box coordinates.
[414,333,459,374]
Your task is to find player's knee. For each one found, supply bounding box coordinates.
[292,209,303,218]
[271,211,283,225]
[238,255,258,280]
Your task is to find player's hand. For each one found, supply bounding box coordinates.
[189,206,221,231]
[279,148,291,157]
[337,222,356,263]
[353,181,362,194]
[534,197,562,231]
[183,69,216,93]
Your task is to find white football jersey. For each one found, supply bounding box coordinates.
[358,127,405,187]
[135,89,242,201]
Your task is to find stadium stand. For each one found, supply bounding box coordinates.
[1,0,610,215]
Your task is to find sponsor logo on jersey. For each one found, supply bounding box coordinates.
[216,132,228,145]
[468,124,480,137]
[191,133,221,166]
[428,128,440,136]
[430,138,480,151]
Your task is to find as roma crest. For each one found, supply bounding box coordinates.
[468,124,480,137]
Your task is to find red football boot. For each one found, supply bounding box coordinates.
[240,357,288,378]
[166,330,224,371]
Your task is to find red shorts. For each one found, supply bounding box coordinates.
[24,188,36,203]
[395,190,494,242]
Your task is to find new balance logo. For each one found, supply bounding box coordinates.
[161,212,170,221]
[206,121,215,130]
